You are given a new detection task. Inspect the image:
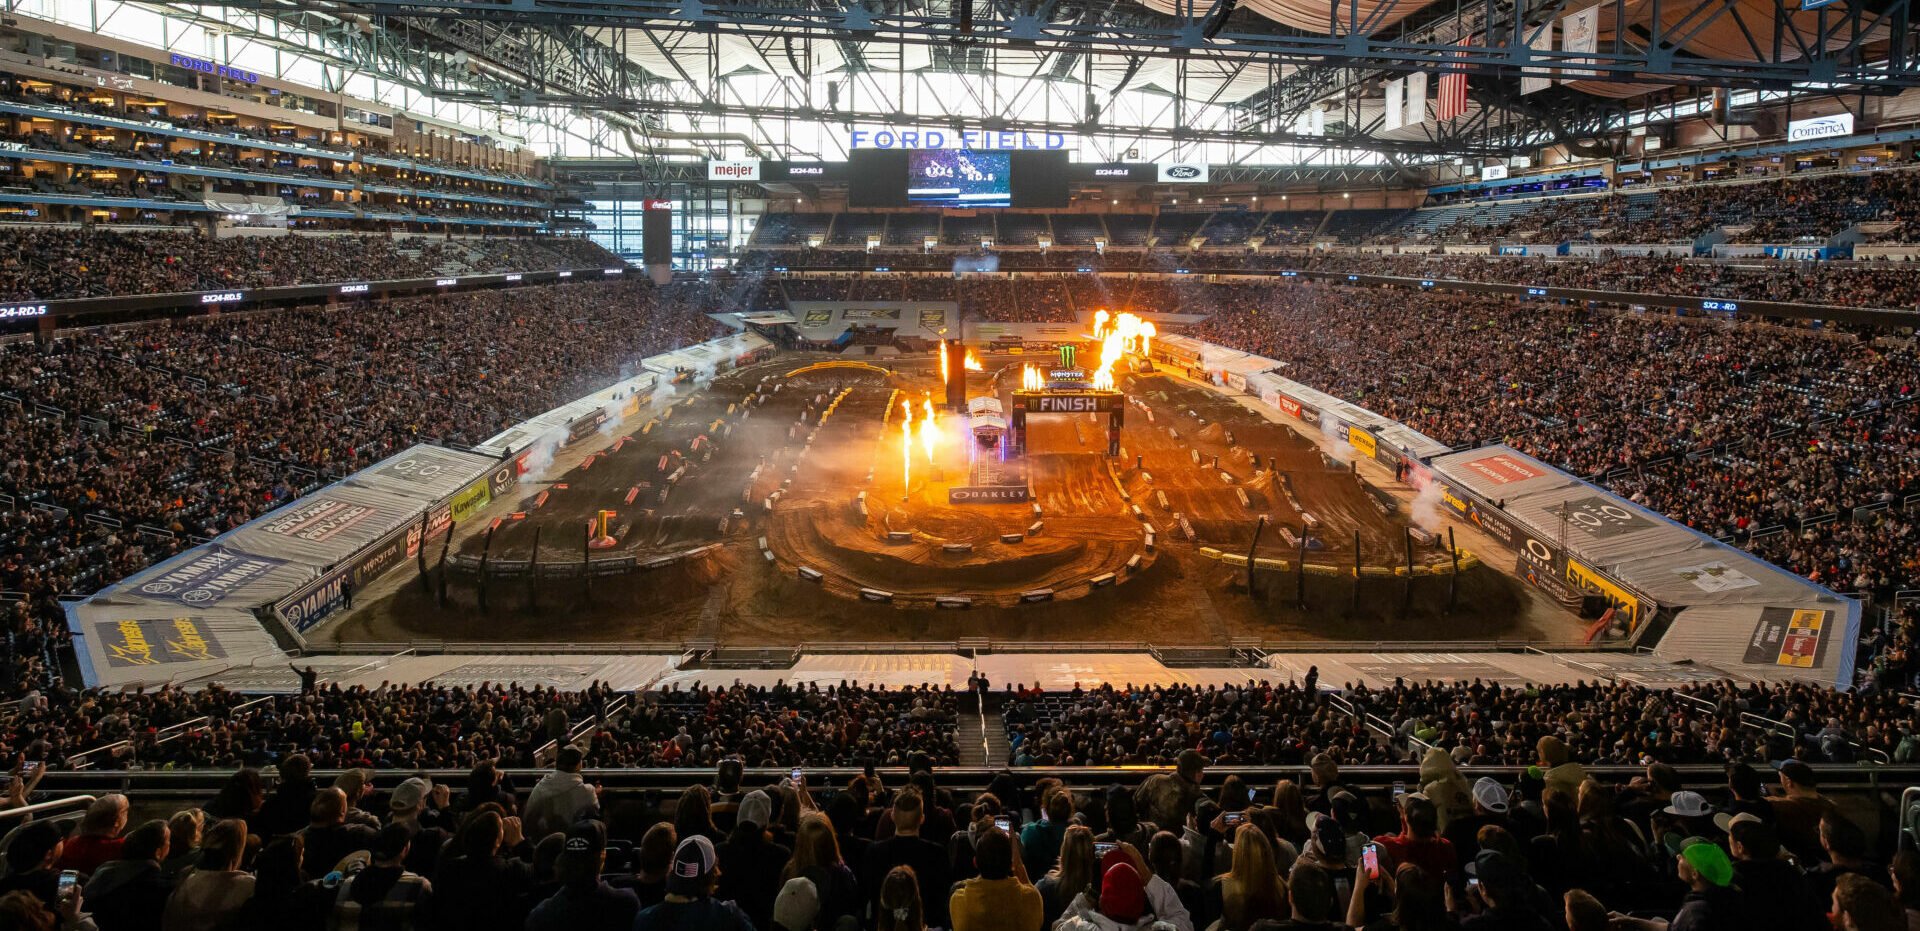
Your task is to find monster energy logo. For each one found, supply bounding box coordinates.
[1059,345,1076,368]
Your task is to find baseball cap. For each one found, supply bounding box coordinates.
[667,835,718,895]
[1472,777,1509,814]
[389,777,432,812]
[773,877,820,931]
[1712,811,1763,833]
[1662,791,1712,818]
[1776,759,1818,788]
[561,820,606,860]
[1679,837,1734,887]
[738,789,773,830]
[1465,850,1525,886]
[1306,811,1347,859]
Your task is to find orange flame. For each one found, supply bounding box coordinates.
[901,399,913,488]
[920,396,938,463]
[962,349,984,371]
[939,342,949,384]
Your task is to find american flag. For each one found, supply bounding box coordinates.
[1437,37,1473,121]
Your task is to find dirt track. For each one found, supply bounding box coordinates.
[333,351,1544,647]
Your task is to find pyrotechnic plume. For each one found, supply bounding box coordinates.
[962,349,984,371]
[901,399,914,488]
[920,396,938,464]
[939,342,949,384]
[1022,364,1043,391]
[1091,311,1150,391]
[1092,308,1110,338]
[1138,320,1157,357]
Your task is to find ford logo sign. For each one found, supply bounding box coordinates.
[1165,165,1202,179]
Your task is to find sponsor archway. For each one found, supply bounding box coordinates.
[1009,390,1124,456]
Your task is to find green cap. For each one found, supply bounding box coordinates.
[1679,837,1733,888]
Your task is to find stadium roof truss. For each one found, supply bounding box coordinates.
[143,0,1920,162]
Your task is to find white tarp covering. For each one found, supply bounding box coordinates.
[65,604,286,690]
[641,331,773,377]
[1428,444,1859,687]
[68,444,504,688]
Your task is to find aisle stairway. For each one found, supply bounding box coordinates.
[956,704,1007,766]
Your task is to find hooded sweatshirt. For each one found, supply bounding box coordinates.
[1419,747,1475,833]
[85,859,172,931]
[1053,872,1195,931]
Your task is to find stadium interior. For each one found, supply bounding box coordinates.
[1,1,1920,930]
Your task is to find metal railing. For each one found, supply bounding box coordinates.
[66,695,275,770]
[0,794,95,822]
[533,693,634,767]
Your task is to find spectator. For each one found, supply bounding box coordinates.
[524,821,637,931]
[158,813,202,885]
[161,818,252,931]
[628,824,677,909]
[1833,874,1906,931]
[83,821,170,931]
[716,788,789,929]
[1457,851,1551,931]
[0,887,93,931]
[237,837,329,931]
[1562,890,1606,931]
[1373,797,1457,885]
[259,756,318,839]
[1036,826,1099,931]
[1346,862,1451,931]
[1889,851,1920,931]
[1022,789,1073,877]
[948,826,1041,931]
[862,790,948,929]
[523,748,599,839]
[427,810,530,931]
[630,836,752,931]
[1768,761,1840,866]
[782,812,860,930]
[1809,814,1887,907]
[56,796,129,877]
[300,790,377,882]
[203,772,264,834]
[1266,861,1342,931]
[1607,838,1743,931]
[771,878,819,931]
[1135,751,1207,832]
[0,822,68,909]
[876,866,924,931]
[669,787,720,849]
[1720,815,1823,931]
[1209,825,1289,931]
[329,823,432,931]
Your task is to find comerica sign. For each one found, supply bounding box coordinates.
[1786,112,1855,142]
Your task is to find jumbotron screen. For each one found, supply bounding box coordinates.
[907,150,1011,207]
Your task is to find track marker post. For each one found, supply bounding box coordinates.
[1403,528,1415,618]
[415,512,431,595]
[1351,529,1361,616]
[1447,527,1460,614]
[582,519,593,604]
[477,525,495,613]
[527,527,541,613]
[435,520,453,608]
[1246,515,1266,601]
[1296,532,1307,610]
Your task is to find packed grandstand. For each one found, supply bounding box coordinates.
[4,4,1920,931]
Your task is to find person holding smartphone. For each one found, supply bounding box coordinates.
[1345,860,1453,931]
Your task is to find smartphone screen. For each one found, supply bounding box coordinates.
[22,761,39,776]
[1222,811,1246,827]
[1094,842,1117,858]
[1249,786,1258,803]
[789,767,802,782]
[1362,844,1380,879]
[1392,781,1406,798]
[993,816,1011,832]
[57,870,78,901]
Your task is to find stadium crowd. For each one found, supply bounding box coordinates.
[0,229,616,301]
[0,705,1910,931]
[1002,677,1920,768]
[0,276,724,701]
